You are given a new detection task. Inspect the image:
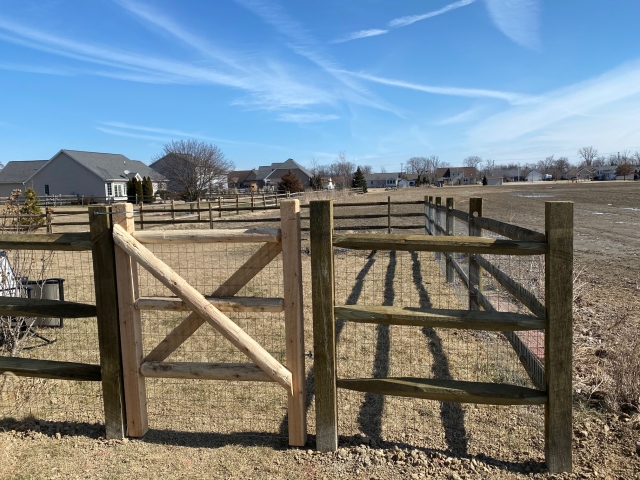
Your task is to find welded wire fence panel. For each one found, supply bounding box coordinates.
[0,250,103,429]
[332,210,546,462]
[137,242,289,438]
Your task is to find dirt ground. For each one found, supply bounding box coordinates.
[1,181,639,479]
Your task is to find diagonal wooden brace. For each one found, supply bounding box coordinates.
[144,241,282,362]
[112,224,292,393]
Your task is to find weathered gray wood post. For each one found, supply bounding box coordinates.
[468,197,483,310]
[445,197,455,283]
[88,205,126,439]
[311,200,338,452]
[544,201,573,473]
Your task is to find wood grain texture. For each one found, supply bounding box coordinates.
[133,228,281,244]
[136,296,284,312]
[140,361,273,381]
[445,198,455,283]
[281,199,307,446]
[544,201,574,473]
[0,297,96,318]
[310,200,338,452]
[0,357,101,381]
[334,305,544,331]
[89,205,126,439]
[112,203,148,438]
[113,224,292,393]
[0,232,92,251]
[474,216,546,242]
[332,233,547,255]
[143,241,282,362]
[336,378,547,405]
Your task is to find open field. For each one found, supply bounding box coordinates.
[1,181,639,479]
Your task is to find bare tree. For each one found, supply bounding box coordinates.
[593,155,606,167]
[616,163,634,180]
[407,157,429,178]
[309,158,319,176]
[151,140,234,201]
[463,156,483,169]
[359,165,373,174]
[633,151,640,166]
[483,158,496,175]
[380,166,387,173]
[554,157,570,179]
[331,151,356,188]
[538,155,555,174]
[577,146,598,166]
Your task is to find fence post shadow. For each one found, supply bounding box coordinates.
[410,251,469,456]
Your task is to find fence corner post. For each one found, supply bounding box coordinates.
[310,200,337,452]
[445,197,455,283]
[434,197,442,259]
[112,203,148,438]
[88,205,126,439]
[280,199,307,447]
[468,197,483,310]
[544,201,573,474]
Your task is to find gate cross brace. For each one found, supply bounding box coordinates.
[112,224,292,393]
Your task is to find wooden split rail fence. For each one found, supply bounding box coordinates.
[310,198,573,474]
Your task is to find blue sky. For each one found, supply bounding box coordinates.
[1,0,640,171]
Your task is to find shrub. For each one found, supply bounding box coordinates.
[278,169,304,193]
[19,188,44,227]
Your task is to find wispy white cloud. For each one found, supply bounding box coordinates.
[484,0,540,50]
[276,113,339,123]
[334,0,476,44]
[339,70,532,104]
[332,29,388,44]
[0,62,73,76]
[436,107,482,125]
[97,121,285,149]
[389,0,476,28]
[467,61,640,153]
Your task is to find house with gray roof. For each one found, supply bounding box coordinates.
[20,149,165,201]
[228,159,313,191]
[0,160,49,197]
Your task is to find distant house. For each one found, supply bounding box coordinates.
[595,165,617,181]
[485,176,504,186]
[321,177,335,190]
[4,150,165,201]
[364,172,401,189]
[0,160,48,197]
[228,159,312,191]
[493,169,522,182]
[435,167,479,185]
[567,167,595,181]
[526,170,543,182]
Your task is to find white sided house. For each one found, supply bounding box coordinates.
[526,170,543,182]
[364,172,401,189]
[24,150,165,202]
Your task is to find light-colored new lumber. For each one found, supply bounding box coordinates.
[334,305,545,331]
[0,357,101,382]
[143,241,282,363]
[132,228,281,244]
[0,297,96,318]
[136,296,284,312]
[336,378,547,405]
[332,233,547,255]
[310,200,338,452]
[88,206,126,439]
[0,232,92,251]
[544,201,574,473]
[112,203,148,438]
[140,362,273,381]
[112,224,292,393]
[281,200,307,446]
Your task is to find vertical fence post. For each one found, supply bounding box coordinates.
[236,194,239,215]
[468,197,483,310]
[263,193,267,209]
[311,200,337,452]
[434,197,442,259]
[209,202,213,229]
[387,196,391,234]
[544,201,573,473]
[138,203,144,230]
[171,200,176,223]
[112,203,148,438]
[46,207,53,234]
[281,199,307,447]
[197,198,202,221]
[218,196,222,218]
[445,197,455,283]
[88,205,126,439]
[424,196,429,235]
[428,196,434,235]
[250,192,254,212]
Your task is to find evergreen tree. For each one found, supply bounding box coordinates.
[278,169,304,193]
[310,174,323,190]
[142,176,154,203]
[19,188,44,226]
[127,179,136,203]
[416,177,422,187]
[351,167,368,193]
[482,175,488,186]
[135,178,144,203]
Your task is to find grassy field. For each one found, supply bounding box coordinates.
[1,180,639,479]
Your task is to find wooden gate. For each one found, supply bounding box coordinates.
[310,199,573,473]
[111,201,306,446]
